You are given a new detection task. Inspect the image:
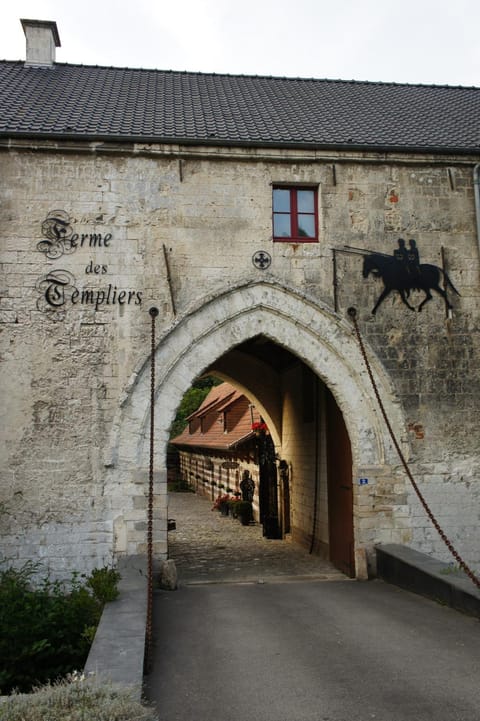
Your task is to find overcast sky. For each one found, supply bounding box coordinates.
[1,0,479,86]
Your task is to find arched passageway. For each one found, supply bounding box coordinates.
[203,338,355,574]
[107,280,408,577]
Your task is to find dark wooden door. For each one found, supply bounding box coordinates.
[258,432,281,539]
[326,390,355,577]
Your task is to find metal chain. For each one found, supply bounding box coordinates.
[347,307,480,591]
[145,306,159,672]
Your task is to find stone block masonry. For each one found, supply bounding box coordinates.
[1,143,479,578]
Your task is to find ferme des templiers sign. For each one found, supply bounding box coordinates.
[35,210,143,320]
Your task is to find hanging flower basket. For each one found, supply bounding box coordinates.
[251,422,268,434]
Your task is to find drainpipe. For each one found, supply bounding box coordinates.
[474,165,480,264]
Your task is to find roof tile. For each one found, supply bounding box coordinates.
[0,61,479,152]
[172,382,263,452]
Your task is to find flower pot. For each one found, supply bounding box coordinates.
[236,501,253,525]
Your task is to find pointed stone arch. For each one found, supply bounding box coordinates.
[106,280,408,560]
[112,280,405,469]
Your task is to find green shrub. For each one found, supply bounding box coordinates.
[235,501,253,524]
[85,567,121,603]
[0,564,120,694]
[167,478,193,492]
[0,677,158,721]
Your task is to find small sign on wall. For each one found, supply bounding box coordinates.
[358,478,369,486]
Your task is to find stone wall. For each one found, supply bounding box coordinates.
[1,142,479,577]
[280,365,329,554]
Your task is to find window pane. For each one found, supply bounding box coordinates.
[273,213,291,237]
[297,189,314,213]
[297,214,315,238]
[273,189,290,212]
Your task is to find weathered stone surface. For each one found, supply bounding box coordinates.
[0,144,479,578]
[159,559,178,590]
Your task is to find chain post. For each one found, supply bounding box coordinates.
[145,306,159,673]
[347,306,480,591]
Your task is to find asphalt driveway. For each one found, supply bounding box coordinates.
[146,579,480,721]
[146,492,480,721]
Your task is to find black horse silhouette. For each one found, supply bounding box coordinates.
[363,253,460,314]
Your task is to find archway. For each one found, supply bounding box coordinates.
[206,338,355,570]
[106,280,408,576]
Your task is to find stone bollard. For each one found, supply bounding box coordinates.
[159,559,178,590]
[355,547,369,581]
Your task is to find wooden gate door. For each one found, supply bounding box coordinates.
[326,390,355,577]
[258,432,281,539]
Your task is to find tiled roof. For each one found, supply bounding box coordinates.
[0,61,479,153]
[171,382,263,451]
[186,387,238,420]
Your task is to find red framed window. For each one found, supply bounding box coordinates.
[273,186,318,242]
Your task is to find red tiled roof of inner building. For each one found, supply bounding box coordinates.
[185,385,238,420]
[171,382,263,451]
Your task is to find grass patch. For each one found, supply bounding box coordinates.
[167,479,194,492]
[439,563,463,575]
[0,676,158,721]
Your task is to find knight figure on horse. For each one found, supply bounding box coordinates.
[362,239,460,314]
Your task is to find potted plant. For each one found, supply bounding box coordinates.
[235,501,253,525]
[228,496,241,518]
[212,493,230,515]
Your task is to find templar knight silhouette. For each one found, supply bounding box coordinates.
[362,239,460,314]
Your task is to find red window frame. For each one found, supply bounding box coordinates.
[272,186,318,242]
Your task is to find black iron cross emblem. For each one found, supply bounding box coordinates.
[252,251,272,270]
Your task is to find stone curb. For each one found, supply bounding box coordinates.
[376,543,480,618]
[84,555,147,697]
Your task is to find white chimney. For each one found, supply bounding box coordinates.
[21,19,61,67]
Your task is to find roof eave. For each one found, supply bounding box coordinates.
[170,440,235,452]
[171,432,255,452]
[0,130,478,157]
[228,431,256,449]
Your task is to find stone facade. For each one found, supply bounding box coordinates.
[1,140,479,578]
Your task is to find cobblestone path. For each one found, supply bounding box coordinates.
[167,491,347,584]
